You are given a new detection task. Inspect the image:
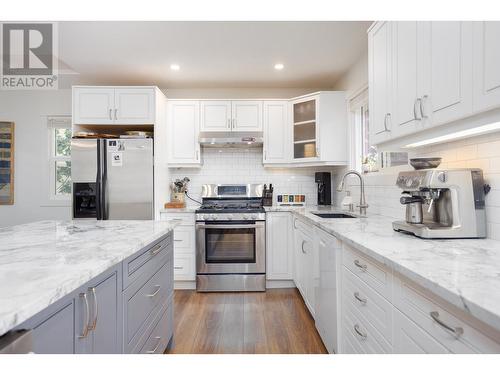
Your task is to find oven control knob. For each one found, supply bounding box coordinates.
[211,214,217,220]
[250,214,257,219]
[227,214,233,220]
[199,215,205,220]
[242,214,249,220]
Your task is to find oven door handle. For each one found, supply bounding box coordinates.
[196,223,264,229]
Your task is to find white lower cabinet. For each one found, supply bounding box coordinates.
[292,216,317,317]
[266,212,293,280]
[160,212,196,283]
[338,241,500,354]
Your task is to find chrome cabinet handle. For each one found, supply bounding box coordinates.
[227,119,231,129]
[301,240,307,254]
[354,292,367,304]
[353,259,367,271]
[114,108,118,120]
[430,311,464,337]
[196,150,199,160]
[420,95,428,119]
[376,113,392,134]
[150,244,163,256]
[263,150,266,161]
[353,324,367,339]
[174,266,183,270]
[173,239,182,242]
[413,98,422,120]
[109,109,112,120]
[146,285,161,298]
[146,336,162,354]
[89,287,98,331]
[232,119,236,129]
[293,218,299,229]
[78,292,91,339]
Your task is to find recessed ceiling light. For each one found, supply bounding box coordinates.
[274,63,284,70]
[170,64,180,71]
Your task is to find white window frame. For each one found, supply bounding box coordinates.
[42,116,72,206]
[347,86,373,173]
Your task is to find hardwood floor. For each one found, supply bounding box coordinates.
[166,288,327,354]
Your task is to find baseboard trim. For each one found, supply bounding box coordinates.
[266,280,296,289]
[174,280,196,290]
[174,279,296,290]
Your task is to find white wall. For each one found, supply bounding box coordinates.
[332,50,368,98]
[0,89,72,227]
[162,87,324,99]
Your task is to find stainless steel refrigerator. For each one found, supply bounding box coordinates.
[71,138,154,220]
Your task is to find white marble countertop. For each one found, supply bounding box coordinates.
[267,205,500,330]
[0,220,176,336]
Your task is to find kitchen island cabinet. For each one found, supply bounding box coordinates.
[0,220,176,354]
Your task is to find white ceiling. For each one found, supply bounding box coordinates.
[58,21,371,89]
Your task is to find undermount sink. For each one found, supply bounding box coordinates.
[312,212,358,219]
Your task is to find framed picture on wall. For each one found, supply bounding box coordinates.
[0,122,14,205]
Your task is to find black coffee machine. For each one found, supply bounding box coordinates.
[315,172,332,206]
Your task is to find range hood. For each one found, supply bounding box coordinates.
[199,131,263,148]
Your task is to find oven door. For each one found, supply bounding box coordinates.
[196,221,265,274]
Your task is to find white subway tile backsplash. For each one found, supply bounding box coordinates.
[336,132,500,239]
[169,148,332,207]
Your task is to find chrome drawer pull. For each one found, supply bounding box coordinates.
[150,244,163,256]
[146,285,161,298]
[430,311,464,337]
[301,240,307,254]
[89,287,98,331]
[146,336,162,354]
[78,292,91,339]
[353,259,367,271]
[174,266,183,270]
[354,292,367,304]
[173,239,183,242]
[353,324,367,339]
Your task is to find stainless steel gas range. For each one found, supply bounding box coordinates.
[195,184,266,292]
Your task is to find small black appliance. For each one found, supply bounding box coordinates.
[315,172,332,206]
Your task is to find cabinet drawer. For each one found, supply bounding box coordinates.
[123,234,172,289]
[124,258,173,349]
[173,225,195,253]
[342,266,393,344]
[341,300,392,354]
[140,302,174,354]
[342,244,392,300]
[394,275,500,353]
[160,213,195,226]
[174,253,196,281]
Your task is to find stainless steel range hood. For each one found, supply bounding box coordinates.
[199,131,263,148]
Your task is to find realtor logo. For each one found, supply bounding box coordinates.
[1,22,58,89]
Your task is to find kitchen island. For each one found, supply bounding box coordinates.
[0,220,176,353]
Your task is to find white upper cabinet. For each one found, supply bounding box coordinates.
[232,101,263,131]
[200,100,262,132]
[419,21,473,128]
[473,21,500,112]
[392,21,424,138]
[167,101,201,166]
[291,92,347,164]
[263,101,289,164]
[73,87,155,125]
[369,21,480,145]
[114,88,155,124]
[200,101,232,132]
[73,87,115,125]
[369,22,393,144]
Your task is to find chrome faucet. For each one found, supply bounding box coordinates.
[337,170,369,216]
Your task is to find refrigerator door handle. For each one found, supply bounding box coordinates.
[101,140,108,220]
[96,139,103,220]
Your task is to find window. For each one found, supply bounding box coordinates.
[48,117,72,200]
[348,88,377,173]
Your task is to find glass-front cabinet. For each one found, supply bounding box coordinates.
[292,96,319,161]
